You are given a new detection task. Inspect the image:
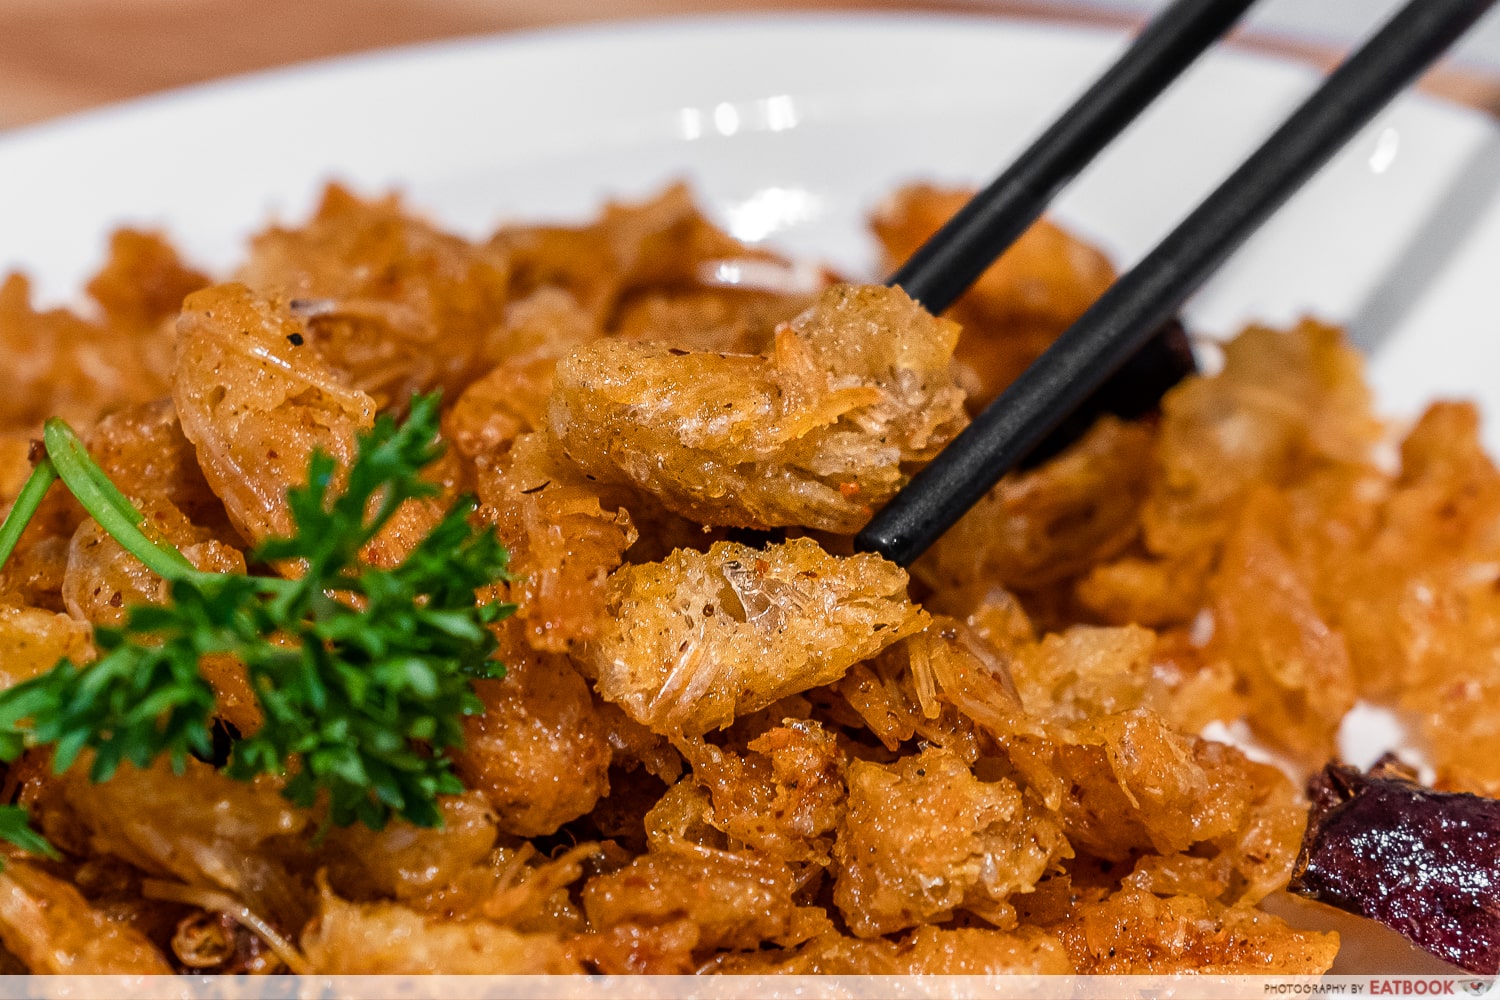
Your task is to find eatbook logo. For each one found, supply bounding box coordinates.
[1360,982,1496,997]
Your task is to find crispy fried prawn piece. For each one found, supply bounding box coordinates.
[84,398,236,537]
[0,277,150,433]
[997,628,1264,860]
[1207,489,1356,767]
[302,891,580,973]
[579,846,831,962]
[903,615,1307,897]
[476,432,639,653]
[87,229,209,336]
[1046,886,1337,974]
[0,444,79,612]
[494,182,777,328]
[1143,320,1380,560]
[1079,320,1380,632]
[0,861,173,973]
[0,436,35,506]
[317,792,498,903]
[582,537,926,736]
[174,283,449,567]
[1323,404,1500,793]
[174,283,372,543]
[549,283,967,533]
[872,185,1115,409]
[919,416,1154,595]
[1009,624,1158,723]
[62,495,259,733]
[832,746,1067,937]
[0,232,201,435]
[449,619,613,837]
[0,603,90,691]
[613,287,815,355]
[709,925,1072,974]
[1145,626,1246,743]
[40,758,315,931]
[679,719,846,866]
[1008,713,1266,861]
[62,498,246,625]
[572,778,835,966]
[239,184,510,407]
[445,288,599,461]
[1076,550,1215,628]
[838,626,990,763]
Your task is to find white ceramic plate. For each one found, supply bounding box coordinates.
[3,12,1500,438]
[1,8,1495,760]
[4,11,1500,436]
[0,11,1492,974]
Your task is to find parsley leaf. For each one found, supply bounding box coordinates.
[0,394,512,834]
[0,805,57,861]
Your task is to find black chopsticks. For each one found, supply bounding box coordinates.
[858,0,1499,568]
[887,0,1257,313]
[886,0,1255,471]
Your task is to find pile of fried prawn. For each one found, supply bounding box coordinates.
[0,181,1492,976]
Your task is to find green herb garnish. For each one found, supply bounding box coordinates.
[0,804,57,861]
[0,458,58,571]
[0,394,512,841]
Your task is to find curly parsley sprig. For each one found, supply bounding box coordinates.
[0,394,512,842]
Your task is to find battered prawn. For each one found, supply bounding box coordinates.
[173,283,451,568]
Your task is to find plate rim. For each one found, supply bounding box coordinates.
[2,9,1493,158]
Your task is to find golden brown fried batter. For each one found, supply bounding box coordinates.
[873,184,1115,408]
[0,229,204,437]
[549,283,967,533]
[7,181,1465,978]
[62,497,246,627]
[1332,403,1500,794]
[681,719,846,866]
[584,538,926,736]
[0,603,90,691]
[319,792,499,903]
[87,229,209,337]
[239,184,510,408]
[0,861,173,974]
[713,925,1072,974]
[84,399,236,537]
[174,283,450,567]
[0,276,157,433]
[450,623,613,837]
[833,747,1066,936]
[60,496,260,733]
[1048,887,1339,974]
[174,283,376,547]
[476,432,639,653]
[1208,490,1357,766]
[302,892,581,974]
[494,182,775,328]
[580,848,830,957]
[43,759,314,930]
[613,287,814,355]
[919,416,1154,594]
[838,630,989,763]
[445,288,599,461]
[1143,320,1379,562]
